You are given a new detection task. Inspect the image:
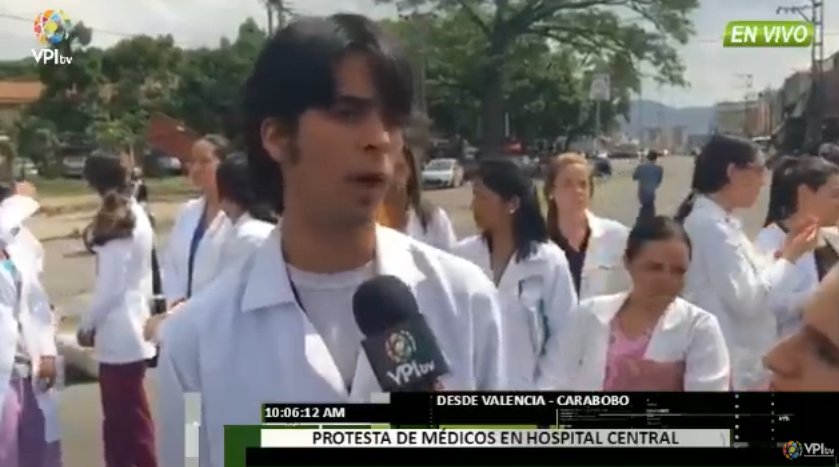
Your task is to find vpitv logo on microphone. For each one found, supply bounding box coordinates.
[384,330,436,386]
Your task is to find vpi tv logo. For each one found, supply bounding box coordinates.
[31,9,74,65]
[783,440,835,460]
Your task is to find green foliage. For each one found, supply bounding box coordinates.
[377,0,698,152]
[4,1,697,158]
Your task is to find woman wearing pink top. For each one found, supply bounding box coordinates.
[557,216,731,391]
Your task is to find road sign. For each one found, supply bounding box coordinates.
[589,74,610,101]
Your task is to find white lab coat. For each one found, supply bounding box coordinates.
[755,224,839,339]
[557,293,730,391]
[452,236,577,389]
[405,206,457,251]
[218,213,274,272]
[0,195,61,442]
[576,212,630,300]
[81,199,156,363]
[156,225,509,467]
[682,195,798,390]
[162,197,230,305]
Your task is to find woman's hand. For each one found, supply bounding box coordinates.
[781,217,819,262]
[144,300,186,342]
[37,356,57,389]
[76,327,95,348]
[144,313,169,342]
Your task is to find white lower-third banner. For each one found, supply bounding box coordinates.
[260,428,731,448]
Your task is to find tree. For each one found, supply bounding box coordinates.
[383,12,599,144]
[15,116,59,176]
[0,59,38,80]
[29,22,101,135]
[171,19,266,138]
[376,0,698,156]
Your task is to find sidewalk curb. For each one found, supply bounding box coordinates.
[56,332,99,378]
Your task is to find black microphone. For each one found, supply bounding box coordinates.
[353,275,449,391]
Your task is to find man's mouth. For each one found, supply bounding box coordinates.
[348,173,387,188]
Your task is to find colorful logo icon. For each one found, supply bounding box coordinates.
[385,330,416,364]
[33,9,73,46]
[783,440,803,460]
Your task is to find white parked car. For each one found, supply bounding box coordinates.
[422,158,464,189]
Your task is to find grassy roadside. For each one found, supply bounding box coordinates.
[34,176,197,216]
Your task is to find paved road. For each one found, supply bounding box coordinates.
[46,155,770,466]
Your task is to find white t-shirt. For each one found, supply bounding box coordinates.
[286,261,376,389]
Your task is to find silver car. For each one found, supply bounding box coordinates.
[422,158,464,189]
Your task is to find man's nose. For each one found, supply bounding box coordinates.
[359,113,394,152]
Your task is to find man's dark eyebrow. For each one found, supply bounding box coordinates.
[803,324,839,359]
[333,95,376,106]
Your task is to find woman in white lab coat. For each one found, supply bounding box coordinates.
[162,135,232,307]
[77,158,157,467]
[453,158,576,389]
[0,183,62,467]
[558,216,730,391]
[144,152,278,342]
[543,153,630,299]
[215,153,276,269]
[764,263,839,391]
[755,156,839,340]
[378,146,457,250]
[674,134,819,390]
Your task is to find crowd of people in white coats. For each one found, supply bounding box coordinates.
[2,12,839,467]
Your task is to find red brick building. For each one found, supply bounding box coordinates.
[146,112,200,162]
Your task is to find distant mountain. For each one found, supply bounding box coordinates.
[619,100,715,137]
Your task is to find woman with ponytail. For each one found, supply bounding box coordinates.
[78,154,157,467]
[543,153,630,299]
[754,156,839,340]
[677,134,819,390]
[453,158,576,389]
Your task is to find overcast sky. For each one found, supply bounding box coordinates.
[1,0,837,107]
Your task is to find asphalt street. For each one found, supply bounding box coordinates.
[44,155,770,466]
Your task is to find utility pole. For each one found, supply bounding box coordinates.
[736,73,754,137]
[265,0,291,35]
[777,0,825,150]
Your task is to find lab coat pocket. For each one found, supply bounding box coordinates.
[518,278,546,357]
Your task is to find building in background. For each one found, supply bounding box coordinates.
[0,81,43,129]
[714,101,750,136]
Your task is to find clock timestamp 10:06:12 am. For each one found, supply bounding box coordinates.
[263,404,348,423]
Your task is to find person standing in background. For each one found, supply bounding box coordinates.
[161,135,232,308]
[0,182,63,467]
[558,216,730,392]
[454,158,576,389]
[675,135,818,390]
[632,150,664,224]
[543,153,630,300]
[145,152,277,342]
[755,156,839,340]
[77,156,157,467]
[213,152,277,271]
[378,146,457,251]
